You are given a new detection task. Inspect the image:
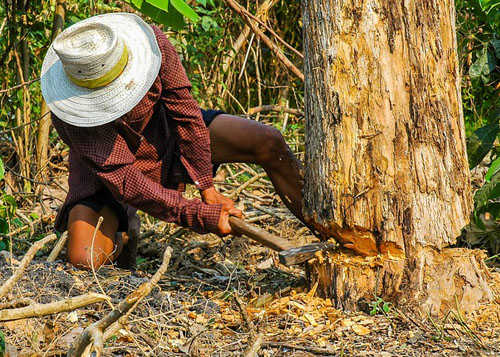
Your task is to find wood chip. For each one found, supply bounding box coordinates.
[352,324,371,335]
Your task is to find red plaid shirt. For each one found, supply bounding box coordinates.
[52,26,222,234]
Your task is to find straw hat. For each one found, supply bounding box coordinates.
[41,13,161,127]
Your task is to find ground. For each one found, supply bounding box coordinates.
[0,164,499,356]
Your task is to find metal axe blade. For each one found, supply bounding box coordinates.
[278,241,336,266]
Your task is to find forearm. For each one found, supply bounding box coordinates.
[97,166,221,234]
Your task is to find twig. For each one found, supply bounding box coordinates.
[248,105,303,117]
[67,246,173,357]
[0,77,40,94]
[451,296,485,347]
[0,218,42,238]
[229,1,303,59]
[247,214,271,223]
[0,233,57,299]
[0,293,110,321]
[242,200,287,220]
[225,0,304,81]
[234,293,255,333]
[232,172,267,199]
[46,231,68,262]
[263,342,336,355]
[89,217,114,309]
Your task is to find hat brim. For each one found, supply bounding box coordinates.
[41,13,161,127]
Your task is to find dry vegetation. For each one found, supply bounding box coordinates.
[0,164,499,356]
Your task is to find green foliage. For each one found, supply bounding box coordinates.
[123,0,200,29]
[0,329,5,357]
[368,295,395,317]
[457,1,500,256]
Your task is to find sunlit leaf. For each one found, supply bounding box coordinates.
[0,158,4,182]
[171,0,200,22]
[124,0,199,29]
[485,157,500,182]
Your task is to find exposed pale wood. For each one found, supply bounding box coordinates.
[306,248,493,315]
[0,234,57,299]
[0,293,110,321]
[301,0,488,314]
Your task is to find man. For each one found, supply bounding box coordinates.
[41,13,305,270]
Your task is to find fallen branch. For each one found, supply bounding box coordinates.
[0,233,57,299]
[225,0,304,81]
[46,231,68,262]
[244,334,263,357]
[248,105,304,117]
[67,246,173,357]
[0,293,110,321]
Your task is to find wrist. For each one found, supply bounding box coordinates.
[200,186,217,203]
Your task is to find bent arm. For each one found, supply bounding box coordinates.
[53,116,221,234]
[154,26,215,191]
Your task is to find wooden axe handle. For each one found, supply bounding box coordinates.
[228,217,294,252]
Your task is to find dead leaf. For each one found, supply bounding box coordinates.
[352,324,371,335]
[340,319,355,327]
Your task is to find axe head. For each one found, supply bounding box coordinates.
[278,242,336,266]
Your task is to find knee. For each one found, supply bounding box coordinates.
[66,234,111,270]
[254,125,288,165]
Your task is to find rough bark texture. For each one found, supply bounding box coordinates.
[302,0,492,314]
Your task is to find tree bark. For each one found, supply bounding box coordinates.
[302,0,492,315]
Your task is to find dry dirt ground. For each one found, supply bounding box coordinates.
[1,166,500,356]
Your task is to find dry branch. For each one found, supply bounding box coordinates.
[248,105,304,117]
[46,231,68,262]
[0,233,57,299]
[0,293,110,321]
[244,334,263,357]
[67,246,173,357]
[225,0,304,81]
[0,77,40,94]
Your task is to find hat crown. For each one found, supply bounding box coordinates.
[53,22,125,82]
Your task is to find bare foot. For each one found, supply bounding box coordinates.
[116,213,140,270]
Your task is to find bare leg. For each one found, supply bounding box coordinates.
[67,204,123,270]
[67,205,140,270]
[208,114,306,224]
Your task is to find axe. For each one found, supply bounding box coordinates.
[228,217,335,266]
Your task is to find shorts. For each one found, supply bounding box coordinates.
[66,109,225,232]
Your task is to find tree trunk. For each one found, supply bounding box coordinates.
[302,0,492,315]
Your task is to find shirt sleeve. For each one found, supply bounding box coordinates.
[153,26,215,191]
[52,116,222,234]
